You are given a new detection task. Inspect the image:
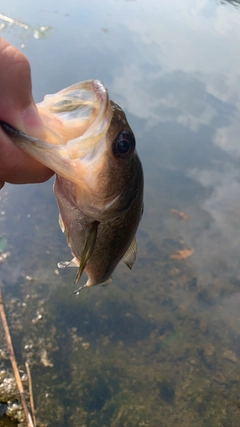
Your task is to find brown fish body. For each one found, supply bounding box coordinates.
[0,80,144,291]
[54,148,143,287]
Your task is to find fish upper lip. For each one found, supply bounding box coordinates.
[92,79,107,103]
[64,80,113,160]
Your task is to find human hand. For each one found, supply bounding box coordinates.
[0,37,54,190]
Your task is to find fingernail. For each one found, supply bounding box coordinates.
[22,103,44,137]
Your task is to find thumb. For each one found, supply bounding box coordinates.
[0,38,54,185]
[0,37,44,136]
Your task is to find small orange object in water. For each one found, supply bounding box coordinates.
[170,209,190,221]
[170,248,194,260]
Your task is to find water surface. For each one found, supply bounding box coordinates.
[1,1,240,426]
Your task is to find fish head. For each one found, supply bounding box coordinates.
[72,98,140,220]
[1,80,142,221]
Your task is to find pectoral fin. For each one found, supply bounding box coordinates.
[58,213,70,245]
[122,237,137,269]
[58,258,79,268]
[58,214,65,232]
[74,221,99,284]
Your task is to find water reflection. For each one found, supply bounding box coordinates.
[0,13,51,39]
[1,0,240,426]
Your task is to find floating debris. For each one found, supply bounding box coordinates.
[32,314,43,325]
[170,209,190,221]
[0,13,51,39]
[25,275,34,282]
[223,350,238,363]
[40,350,54,368]
[82,342,90,350]
[170,248,194,260]
[0,251,11,264]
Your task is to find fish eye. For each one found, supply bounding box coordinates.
[113,130,136,160]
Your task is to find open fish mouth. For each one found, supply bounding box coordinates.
[0,79,113,185]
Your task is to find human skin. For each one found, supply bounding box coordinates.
[0,37,54,190]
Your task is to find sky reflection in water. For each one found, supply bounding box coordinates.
[1,0,240,425]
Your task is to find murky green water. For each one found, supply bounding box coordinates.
[1,0,240,426]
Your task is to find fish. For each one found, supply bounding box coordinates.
[0,80,144,293]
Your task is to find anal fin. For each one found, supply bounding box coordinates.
[74,276,113,295]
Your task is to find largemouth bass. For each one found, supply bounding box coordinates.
[0,80,143,293]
